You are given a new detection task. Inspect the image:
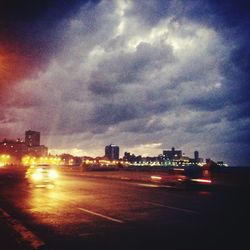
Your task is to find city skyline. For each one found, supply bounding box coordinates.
[0,130,226,166]
[1,1,250,166]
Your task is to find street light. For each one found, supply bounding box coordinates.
[0,154,11,166]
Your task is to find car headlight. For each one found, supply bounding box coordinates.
[49,169,58,179]
[32,172,43,181]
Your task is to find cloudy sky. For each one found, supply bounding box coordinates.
[0,0,250,166]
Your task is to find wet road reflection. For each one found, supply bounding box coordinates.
[23,176,95,228]
[1,168,249,250]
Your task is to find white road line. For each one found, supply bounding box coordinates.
[78,232,94,237]
[0,208,45,249]
[136,183,173,188]
[78,207,124,224]
[145,201,200,215]
[137,183,161,188]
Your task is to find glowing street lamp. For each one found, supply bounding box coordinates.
[0,154,11,166]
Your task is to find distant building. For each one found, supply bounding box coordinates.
[105,144,119,160]
[60,153,81,166]
[0,139,28,163]
[25,130,40,147]
[163,147,182,160]
[25,130,47,158]
[27,145,48,157]
[123,152,142,163]
[194,151,199,163]
[0,130,48,164]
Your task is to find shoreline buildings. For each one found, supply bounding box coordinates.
[0,130,48,164]
[105,144,119,160]
[0,129,226,167]
[124,147,205,167]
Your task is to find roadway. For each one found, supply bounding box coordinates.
[0,166,249,250]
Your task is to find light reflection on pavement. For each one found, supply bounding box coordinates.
[1,168,249,250]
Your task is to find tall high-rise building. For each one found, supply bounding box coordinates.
[25,130,40,147]
[105,144,119,160]
[194,151,199,163]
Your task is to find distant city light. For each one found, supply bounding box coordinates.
[0,154,11,167]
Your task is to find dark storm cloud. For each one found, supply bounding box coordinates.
[0,0,99,89]
[227,127,250,145]
[89,79,119,96]
[153,0,250,130]
[211,4,250,143]
[1,0,250,165]
[0,0,91,38]
[88,41,175,96]
[91,103,138,125]
[118,117,166,134]
[183,90,228,112]
[201,0,250,28]
[0,0,80,56]
[221,45,250,107]
[131,0,250,113]
[225,103,250,122]
[185,0,250,105]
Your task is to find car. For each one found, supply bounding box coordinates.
[25,164,58,187]
[150,166,212,189]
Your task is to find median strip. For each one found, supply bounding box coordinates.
[0,208,45,249]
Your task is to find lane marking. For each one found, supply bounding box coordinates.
[136,183,173,188]
[78,207,124,224]
[78,232,94,237]
[145,201,200,215]
[0,208,45,249]
[136,183,161,188]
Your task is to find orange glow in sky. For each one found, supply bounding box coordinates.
[0,43,33,88]
[0,48,9,84]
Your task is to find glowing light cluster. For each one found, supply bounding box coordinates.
[22,156,62,166]
[0,154,11,167]
[83,159,124,167]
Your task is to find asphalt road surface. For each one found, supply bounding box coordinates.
[0,167,249,250]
